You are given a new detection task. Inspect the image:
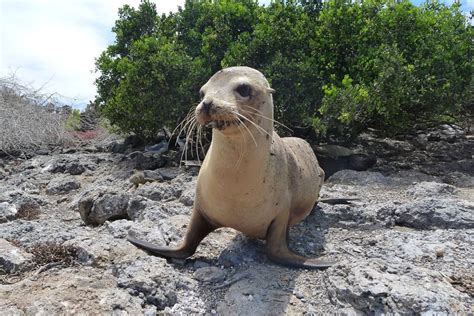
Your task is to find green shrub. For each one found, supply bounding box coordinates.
[65,109,81,131]
[94,0,473,140]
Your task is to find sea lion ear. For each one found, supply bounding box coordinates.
[266,87,276,94]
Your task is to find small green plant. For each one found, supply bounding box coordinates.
[65,109,81,131]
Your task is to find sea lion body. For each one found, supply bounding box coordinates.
[128,67,332,269]
[198,133,324,239]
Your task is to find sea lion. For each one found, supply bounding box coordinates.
[128,66,334,269]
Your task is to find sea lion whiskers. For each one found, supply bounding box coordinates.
[181,118,198,163]
[234,114,258,148]
[234,123,247,169]
[194,122,200,163]
[173,105,198,143]
[241,105,293,133]
[175,108,199,163]
[233,111,272,139]
[197,124,206,159]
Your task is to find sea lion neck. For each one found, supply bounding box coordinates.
[203,118,272,178]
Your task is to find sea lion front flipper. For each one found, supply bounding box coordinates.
[265,212,335,269]
[127,209,216,259]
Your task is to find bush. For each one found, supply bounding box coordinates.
[65,109,81,131]
[95,0,473,140]
[0,76,72,156]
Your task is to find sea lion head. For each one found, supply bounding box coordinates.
[195,66,275,135]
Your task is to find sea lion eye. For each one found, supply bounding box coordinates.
[236,84,251,98]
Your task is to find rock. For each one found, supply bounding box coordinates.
[142,170,164,181]
[394,198,474,229]
[0,238,33,273]
[194,267,226,283]
[406,181,457,198]
[217,268,291,315]
[65,234,140,265]
[46,178,81,195]
[357,133,415,157]
[67,162,86,175]
[426,124,464,143]
[126,151,166,170]
[43,158,86,175]
[391,170,441,184]
[105,220,135,239]
[327,259,471,314]
[77,188,130,225]
[314,202,396,229]
[450,172,474,188]
[315,145,376,179]
[135,182,182,202]
[178,189,195,206]
[126,197,148,220]
[327,170,394,186]
[36,148,50,155]
[114,258,188,311]
[96,140,127,153]
[0,202,17,223]
[218,235,263,267]
[157,167,180,181]
[145,140,169,155]
[159,215,190,244]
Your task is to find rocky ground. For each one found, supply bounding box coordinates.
[0,125,473,315]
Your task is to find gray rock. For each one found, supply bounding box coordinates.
[391,170,441,184]
[127,197,148,220]
[141,170,162,182]
[158,214,190,244]
[157,167,180,181]
[218,235,263,267]
[357,133,415,157]
[0,305,25,315]
[43,158,86,175]
[194,267,226,283]
[77,188,130,225]
[316,196,474,230]
[46,178,81,195]
[0,202,17,223]
[450,172,474,188]
[327,259,471,314]
[328,170,394,186]
[105,220,135,238]
[126,151,166,170]
[178,189,195,206]
[68,162,86,175]
[216,268,291,316]
[0,238,33,273]
[394,198,474,229]
[406,181,457,198]
[426,124,464,143]
[114,258,188,311]
[135,182,182,202]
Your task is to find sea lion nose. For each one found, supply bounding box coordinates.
[202,100,213,115]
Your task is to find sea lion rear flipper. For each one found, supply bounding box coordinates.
[265,213,335,269]
[127,209,216,259]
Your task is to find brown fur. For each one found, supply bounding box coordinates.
[128,67,333,269]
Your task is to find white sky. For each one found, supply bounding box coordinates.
[0,0,185,109]
[0,0,471,110]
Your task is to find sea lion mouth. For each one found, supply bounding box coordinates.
[205,119,243,130]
